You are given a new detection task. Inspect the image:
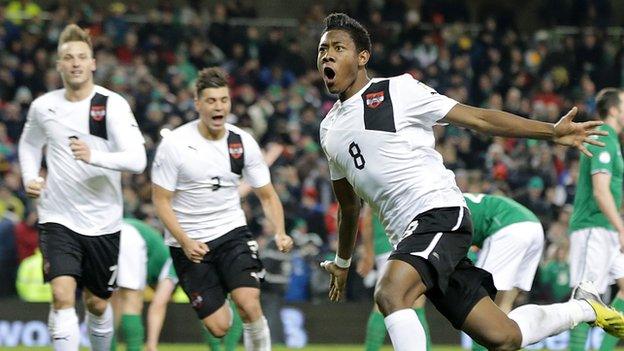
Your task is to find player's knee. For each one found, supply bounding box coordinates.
[51,285,74,309]
[84,295,108,315]
[235,299,262,322]
[374,287,402,316]
[203,320,230,338]
[480,328,522,351]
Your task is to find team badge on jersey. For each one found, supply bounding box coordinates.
[90,105,106,121]
[228,143,243,159]
[365,91,385,108]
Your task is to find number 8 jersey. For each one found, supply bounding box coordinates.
[320,74,466,246]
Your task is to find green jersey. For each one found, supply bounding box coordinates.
[123,218,176,285]
[569,124,623,232]
[539,260,570,302]
[464,193,539,247]
[373,215,393,255]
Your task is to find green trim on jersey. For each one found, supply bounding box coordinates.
[569,124,623,232]
[123,218,176,285]
[464,193,539,247]
[373,215,393,255]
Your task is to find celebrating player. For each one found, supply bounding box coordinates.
[18,24,146,351]
[317,13,624,351]
[152,67,293,351]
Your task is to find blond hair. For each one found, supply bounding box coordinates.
[58,24,92,53]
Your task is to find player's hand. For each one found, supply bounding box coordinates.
[356,252,374,278]
[25,177,45,198]
[182,239,209,263]
[321,260,349,302]
[69,138,92,163]
[275,233,293,253]
[553,107,608,157]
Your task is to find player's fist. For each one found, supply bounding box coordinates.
[275,233,293,253]
[26,177,45,198]
[182,239,209,263]
[321,260,349,302]
[69,138,92,163]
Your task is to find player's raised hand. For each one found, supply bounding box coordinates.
[69,137,92,163]
[553,107,608,157]
[275,233,293,253]
[321,260,348,302]
[182,239,209,263]
[25,176,45,198]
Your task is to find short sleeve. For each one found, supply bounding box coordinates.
[151,138,180,191]
[589,143,614,175]
[397,74,458,127]
[107,95,145,150]
[241,134,271,188]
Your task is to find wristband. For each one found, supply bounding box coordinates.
[334,255,352,268]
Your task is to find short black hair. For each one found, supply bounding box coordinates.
[323,13,371,54]
[195,67,228,97]
[596,88,623,118]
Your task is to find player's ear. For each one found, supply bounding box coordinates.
[358,50,370,67]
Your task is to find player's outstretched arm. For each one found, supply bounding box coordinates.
[252,183,293,253]
[321,178,361,302]
[442,104,607,157]
[71,138,147,173]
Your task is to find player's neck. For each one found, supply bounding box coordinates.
[64,82,94,102]
[197,121,226,140]
[339,70,370,102]
[605,116,621,134]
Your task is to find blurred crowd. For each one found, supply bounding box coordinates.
[1,0,624,311]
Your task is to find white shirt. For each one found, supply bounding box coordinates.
[18,85,146,236]
[151,121,270,246]
[320,74,466,246]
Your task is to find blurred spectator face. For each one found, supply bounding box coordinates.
[317,30,368,95]
[195,87,232,135]
[56,41,95,90]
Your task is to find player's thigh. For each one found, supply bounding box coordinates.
[512,222,545,291]
[216,229,264,293]
[170,246,227,320]
[231,286,262,320]
[39,223,83,302]
[117,226,148,291]
[374,258,427,315]
[462,296,522,350]
[569,228,617,293]
[82,231,121,300]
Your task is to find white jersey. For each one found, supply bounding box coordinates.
[18,85,145,235]
[320,74,465,246]
[151,121,270,246]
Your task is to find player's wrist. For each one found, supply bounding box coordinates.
[334,255,352,269]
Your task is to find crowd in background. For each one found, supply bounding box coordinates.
[1,0,624,316]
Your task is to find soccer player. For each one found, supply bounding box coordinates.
[567,88,624,351]
[464,193,544,314]
[151,67,293,351]
[317,13,624,351]
[357,204,430,351]
[18,24,146,351]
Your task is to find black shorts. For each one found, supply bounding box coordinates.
[170,226,264,319]
[38,222,120,299]
[388,207,496,329]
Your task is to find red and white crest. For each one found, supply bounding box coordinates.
[365,91,385,108]
[90,105,106,121]
[228,143,243,159]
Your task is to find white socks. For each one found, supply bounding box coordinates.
[86,303,114,351]
[48,307,80,351]
[508,300,596,347]
[243,315,271,351]
[385,308,427,351]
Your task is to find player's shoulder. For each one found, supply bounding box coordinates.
[94,85,130,106]
[166,120,199,141]
[226,123,259,145]
[30,88,65,109]
[320,101,341,127]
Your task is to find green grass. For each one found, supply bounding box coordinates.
[0,344,459,350]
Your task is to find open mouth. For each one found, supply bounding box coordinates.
[324,67,336,80]
[212,115,224,121]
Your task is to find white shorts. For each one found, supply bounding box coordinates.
[569,227,624,294]
[117,223,148,290]
[375,252,392,284]
[476,221,544,291]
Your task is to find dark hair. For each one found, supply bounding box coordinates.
[323,13,371,54]
[195,67,229,96]
[596,88,622,118]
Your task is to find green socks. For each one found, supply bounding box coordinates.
[364,307,430,351]
[599,298,624,351]
[570,322,590,351]
[200,321,222,351]
[120,314,144,351]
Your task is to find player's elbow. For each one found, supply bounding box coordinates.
[128,150,147,174]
